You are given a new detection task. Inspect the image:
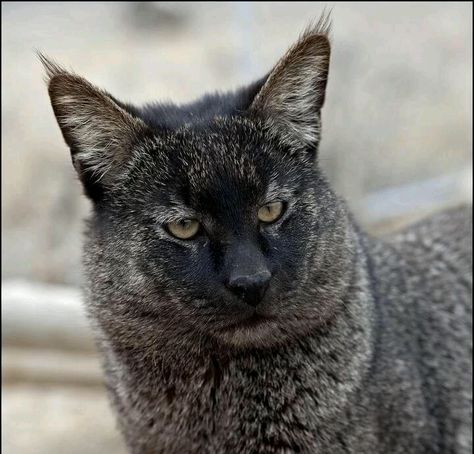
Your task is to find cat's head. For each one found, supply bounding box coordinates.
[43,15,353,350]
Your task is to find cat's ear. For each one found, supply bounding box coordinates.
[250,15,331,151]
[39,54,149,199]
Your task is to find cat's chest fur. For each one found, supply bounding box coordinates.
[106,338,371,453]
[99,289,425,454]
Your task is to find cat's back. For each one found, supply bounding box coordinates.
[372,205,472,452]
[392,205,471,274]
[370,205,471,311]
[389,205,471,328]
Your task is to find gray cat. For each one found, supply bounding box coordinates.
[42,14,472,454]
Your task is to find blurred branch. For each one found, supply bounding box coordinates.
[360,168,472,233]
[2,347,103,387]
[2,280,95,352]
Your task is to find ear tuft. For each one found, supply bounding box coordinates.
[37,52,68,82]
[250,12,332,151]
[303,8,332,39]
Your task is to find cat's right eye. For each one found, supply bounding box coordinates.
[166,219,200,240]
[258,201,285,224]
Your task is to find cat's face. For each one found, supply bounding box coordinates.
[43,18,348,349]
[93,117,342,348]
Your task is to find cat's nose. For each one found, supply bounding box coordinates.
[226,270,271,307]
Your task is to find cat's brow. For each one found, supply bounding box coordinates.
[265,181,296,202]
[150,183,296,223]
[150,205,198,223]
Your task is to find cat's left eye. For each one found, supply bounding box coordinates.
[166,219,200,240]
[258,201,285,224]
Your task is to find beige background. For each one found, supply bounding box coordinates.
[2,2,472,453]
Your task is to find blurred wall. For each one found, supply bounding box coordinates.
[2,2,472,284]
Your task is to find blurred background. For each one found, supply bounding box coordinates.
[1,2,472,453]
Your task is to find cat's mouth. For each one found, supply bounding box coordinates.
[219,309,276,332]
[211,310,284,349]
[232,312,269,329]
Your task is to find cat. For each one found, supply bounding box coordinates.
[41,13,472,454]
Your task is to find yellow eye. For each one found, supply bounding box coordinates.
[258,201,284,224]
[167,219,200,240]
